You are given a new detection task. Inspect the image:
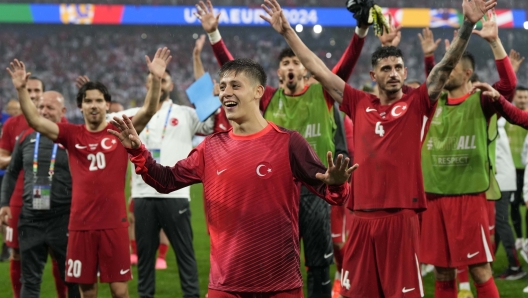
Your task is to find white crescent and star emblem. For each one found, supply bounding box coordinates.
[256,162,273,179]
[101,137,117,150]
[391,103,408,118]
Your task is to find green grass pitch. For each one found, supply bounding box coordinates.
[1,184,528,297]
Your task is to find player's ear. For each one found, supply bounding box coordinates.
[370,70,377,82]
[255,84,265,100]
[403,67,408,81]
[105,101,111,111]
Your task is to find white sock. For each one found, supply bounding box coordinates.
[459,282,470,291]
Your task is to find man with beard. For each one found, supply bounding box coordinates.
[108,69,214,298]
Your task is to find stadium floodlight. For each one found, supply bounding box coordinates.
[193,33,198,39]
[295,24,303,33]
[313,25,322,34]
[524,21,528,30]
[326,52,332,58]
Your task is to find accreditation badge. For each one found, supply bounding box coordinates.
[32,178,51,210]
[150,148,161,163]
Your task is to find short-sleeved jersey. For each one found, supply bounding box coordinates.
[129,122,349,292]
[340,83,436,211]
[56,123,128,230]
[0,115,30,207]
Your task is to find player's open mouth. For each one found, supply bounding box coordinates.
[224,101,238,107]
[287,73,295,82]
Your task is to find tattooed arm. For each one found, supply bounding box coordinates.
[426,0,497,103]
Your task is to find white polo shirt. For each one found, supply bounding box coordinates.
[495,118,516,192]
[109,99,214,200]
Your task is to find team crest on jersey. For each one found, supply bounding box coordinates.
[101,137,117,151]
[391,102,408,118]
[256,162,273,179]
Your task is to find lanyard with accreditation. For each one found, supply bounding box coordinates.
[144,103,172,163]
[32,133,58,210]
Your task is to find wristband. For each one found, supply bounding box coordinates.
[207,29,222,45]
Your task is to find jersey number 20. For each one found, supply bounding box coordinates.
[88,152,106,171]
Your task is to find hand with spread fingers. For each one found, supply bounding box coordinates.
[472,9,498,42]
[260,0,292,35]
[315,151,358,186]
[462,0,497,24]
[6,59,31,90]
[147,47,172,80]
[418,28,441,57]
[194,0,221,33]
[509,49,525,74]
[108,115,143,149]
[75,75,90,89]
[194,34,207,56]
[379,15,402,47]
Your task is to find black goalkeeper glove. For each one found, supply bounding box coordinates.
[346,0,390,36]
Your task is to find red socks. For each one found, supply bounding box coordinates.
[131,240,137,255]
[10,259,21,298]
[435,280,457,298]
[158,243,168,260]
[52,258,67,298]
[475,278,500,298]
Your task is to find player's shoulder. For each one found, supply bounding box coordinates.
[17,129,36,145]
[4,114,24,127]
[344,84,376,102]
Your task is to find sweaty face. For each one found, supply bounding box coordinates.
[38,96,64,123]
[277,56,306,91]
[371,57,407,94]
[146,73,174,102]
[81,89,110,126]
[443,62,468,91]
[219,71,260,123]
[27,79,44,105]
[514,90,528,111]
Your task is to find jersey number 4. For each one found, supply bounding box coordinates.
[375,122,385,137]
[87,152,106,171]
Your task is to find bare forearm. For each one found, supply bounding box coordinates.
[193,52,205,80]
[133,77,160,133]
[0,156,11,170]
[17,88,40,127]
[426,20,473,102]
[488,38,507,60]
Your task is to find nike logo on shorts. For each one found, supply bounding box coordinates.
[402,287,415,293]
[467,251,479,258]
[120,269,130,275]
[179,209,188,214]
[489,225,495,230]
[331,233,341,238]
[324,252,333,259]
[322,280,331,285]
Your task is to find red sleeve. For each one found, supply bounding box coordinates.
[211,39,234,67]
[415,82,436,117]
[338,84,369,121]
[491,57,517,101]
[127,141,205,193]
[260,86,278,112]
[213,109,231,133]
[425,55,435,78]
[343,115,354,160]
[489,96,528,129]
[288,131,350,206]
[0,117,17,152]
[55,123,76,149]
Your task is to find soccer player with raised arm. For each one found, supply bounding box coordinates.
[261,0,497,296]
[108,58,357,297]
[5,47,170,298]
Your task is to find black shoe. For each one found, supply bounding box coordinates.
[0,243,9,262]
[495,267,527,280]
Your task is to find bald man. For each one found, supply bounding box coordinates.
[6,100,21,117]
[0,91,80,298]
[109,102,124,113]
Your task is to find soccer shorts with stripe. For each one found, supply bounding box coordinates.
[340,209,423,298]
[420,193,494,268]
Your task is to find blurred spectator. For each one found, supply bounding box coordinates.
[4,100,21,117]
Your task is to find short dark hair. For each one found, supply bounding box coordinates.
[461,51,475,71]
[219,58,267,87]
[278,47,296,64]
[28,76,45,92]
[371,46,404,68]
[517,85,528,92]
[469,72,480,83]
[76,81,112,108]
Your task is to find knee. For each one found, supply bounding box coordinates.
[434,266,456,281]
[110,283,129,298]
[11,248,20,261]
[80,284,97,298]
[469,263,492,284]
[333,242,344,251]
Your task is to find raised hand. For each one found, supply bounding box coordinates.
[471,82,500,101]
[472,9,498,42]
[6,59,31,90]
[194,34,206,56]
[379,15,402,47]
[260,0,292,35]
[75,75,90,89]
[444,30,457,51]
[315,151,358,185]
[108,115,142,149]
[147,47,172,80]
[509,49,525,73]
[462,0,497,24]
[194,0,220,33]
[418,28,441,57]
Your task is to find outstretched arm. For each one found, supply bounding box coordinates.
[6,60,59,141]
[261,0,346,103]
[196,0,234,66]
[131,47,172,134]
[193,34,207,80]
[473,82,528,128]
[426,0,497,103]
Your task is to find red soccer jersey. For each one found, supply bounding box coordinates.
[56,123,128,230]
[340,83,436,211]
[128,122,349,292]
[0,115,30,208]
